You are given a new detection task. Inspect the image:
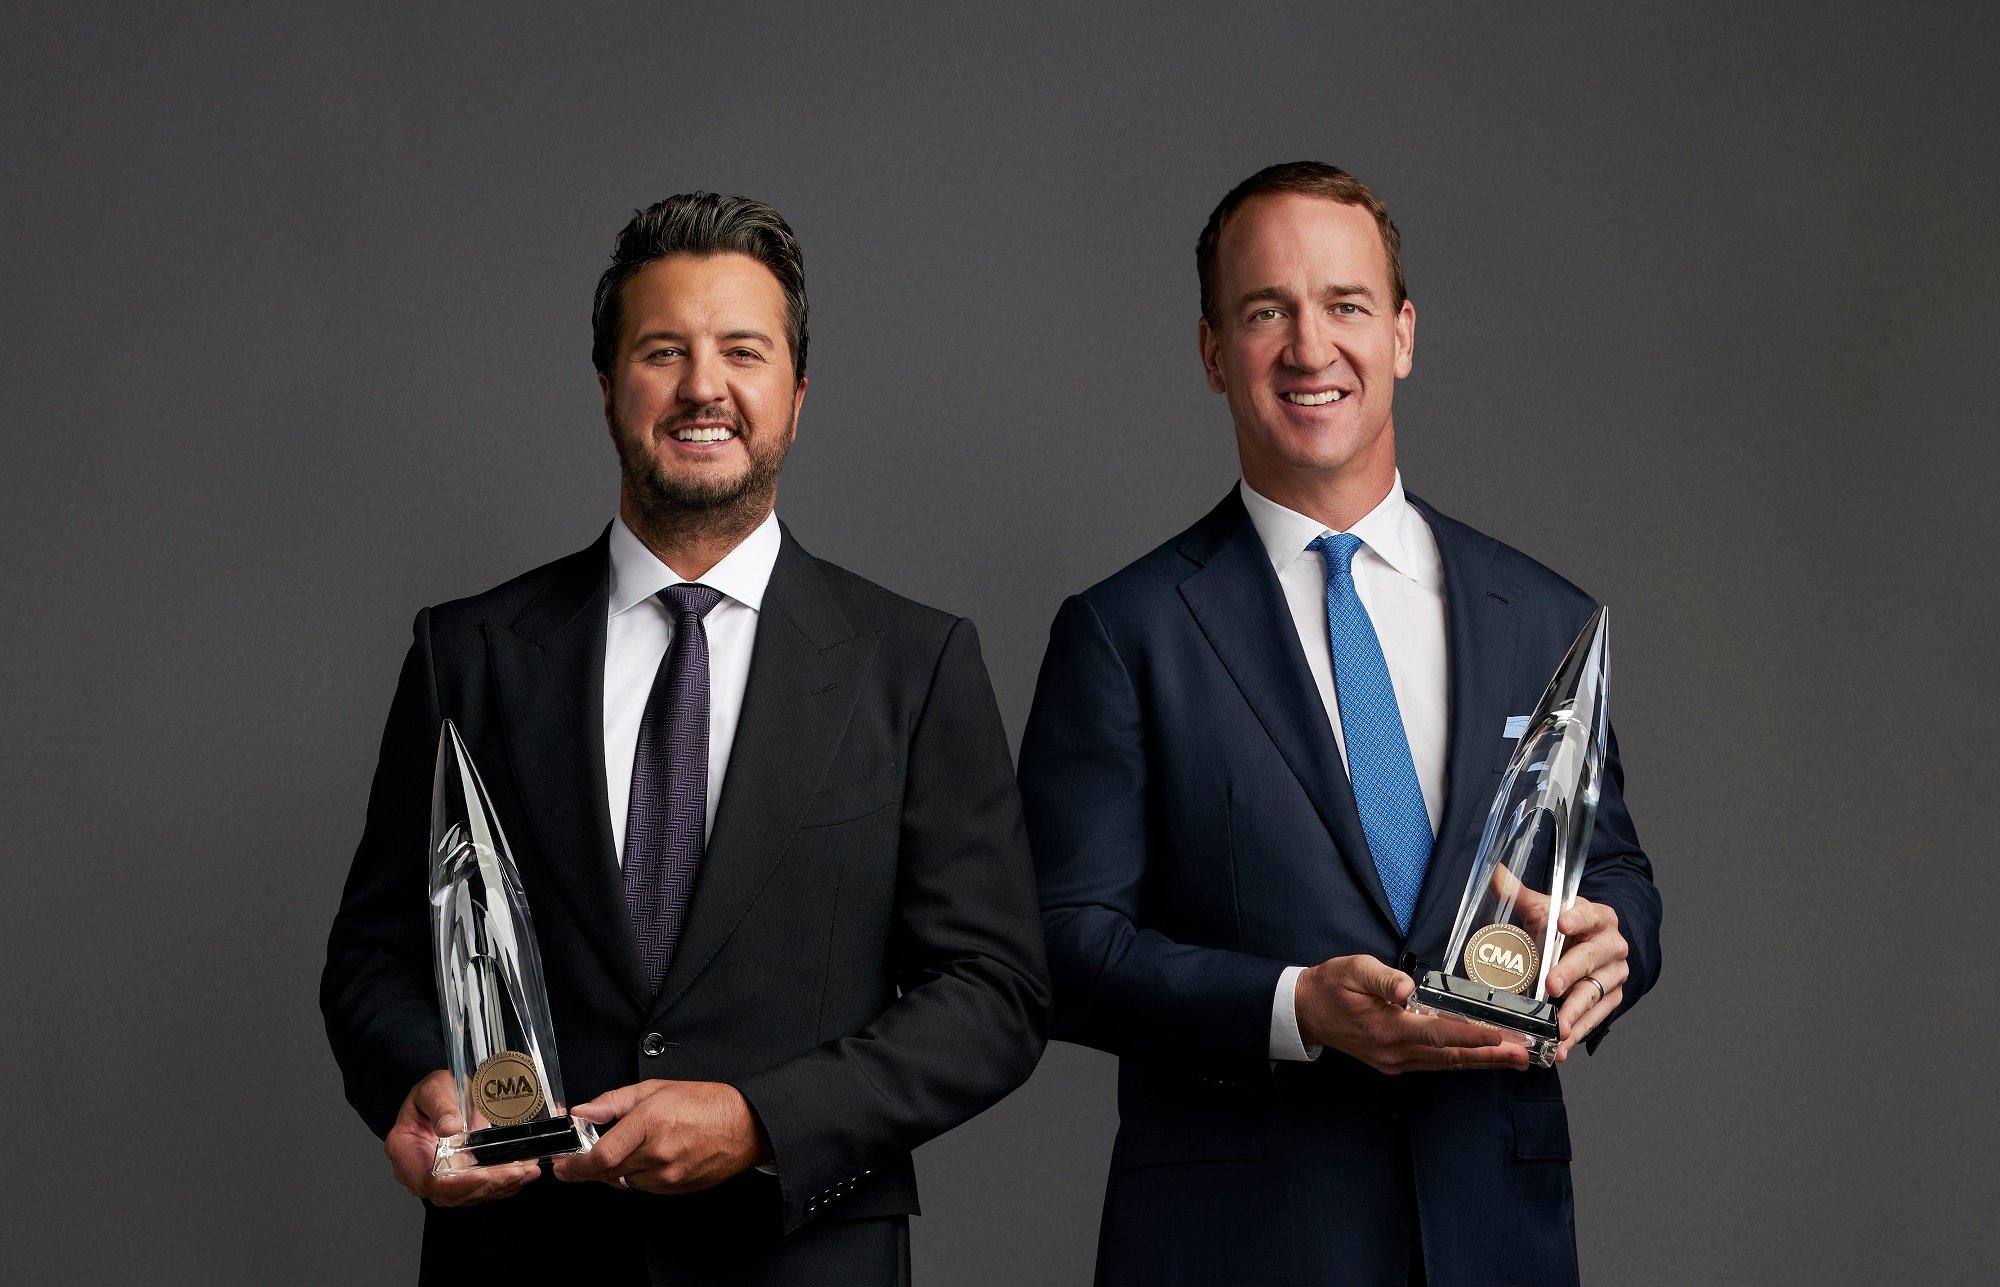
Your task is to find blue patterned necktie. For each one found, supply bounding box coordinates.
[1308,533,1433,934]
[622,582,726,994]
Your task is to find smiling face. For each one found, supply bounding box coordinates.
[599,252,807,524]
[1199,192,1415,509]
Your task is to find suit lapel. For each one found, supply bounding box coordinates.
[1178,491,1401,935]
[1404,496,1523,954]
[486,530,649,1010]
[650,528,878,1018]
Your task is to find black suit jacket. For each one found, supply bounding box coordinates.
[1019,490,1662,1287]
[323,525,1049,1286]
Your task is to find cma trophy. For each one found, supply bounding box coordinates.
[429,720,597,1174]
[1407,607,1609,1066]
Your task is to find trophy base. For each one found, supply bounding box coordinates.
[1407,969,1561,1068]
[432,1114,599,1176]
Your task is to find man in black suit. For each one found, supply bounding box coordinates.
[1019,163,1662,1284]
[323,192,1049,1285]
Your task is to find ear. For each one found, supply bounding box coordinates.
[1393,298,1416,379]
[1198,316,1226,394]
[789,375,808,442]
[598,370,615,431]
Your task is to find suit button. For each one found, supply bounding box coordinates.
[641,1032,668,1058]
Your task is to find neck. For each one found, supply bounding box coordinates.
[619,488,773,581]
[1242,459,1395,533]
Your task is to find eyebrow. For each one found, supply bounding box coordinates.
[1233,283,1378,313]
[629,328,778,348]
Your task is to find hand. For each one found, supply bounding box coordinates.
[1541,895,1629,1060]
[384,1070,541,1207]
[1489,871,1630,1061]
[1295,955,1531,1075]
[553,1080,772,1195]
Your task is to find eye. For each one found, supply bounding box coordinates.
[1248,307,1284,323]
[1333,302,1365,316]
[644,347,683,362]
[727,348,764,361]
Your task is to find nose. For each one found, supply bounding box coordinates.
[1287,310,1337,374]
[680,347,726,406]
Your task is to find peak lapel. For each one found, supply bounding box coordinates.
[486,532,649,1009]
[1177,492,1401,936]
[650,529,878,1017]
[1404,497,1523,955]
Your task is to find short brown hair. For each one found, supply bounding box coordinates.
[591,192,809,382]
[1196,162,1406,322]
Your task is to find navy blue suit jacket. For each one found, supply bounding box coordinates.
[1019,489,1661,1287]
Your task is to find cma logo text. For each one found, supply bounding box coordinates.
[485,1075,535,1102]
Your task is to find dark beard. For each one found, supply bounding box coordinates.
[615,404,792,538]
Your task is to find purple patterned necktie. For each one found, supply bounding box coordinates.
[622,582,726,995]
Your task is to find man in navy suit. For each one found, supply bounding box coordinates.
[1019,162,1662,1286]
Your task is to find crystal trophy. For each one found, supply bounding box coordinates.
[1406,607,1609,1066]
[429,719,597,1174]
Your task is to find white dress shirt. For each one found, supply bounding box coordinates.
[602,511,781,859]
[1239,474,1449,1061]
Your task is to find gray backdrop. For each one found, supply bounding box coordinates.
[5,3,1995,1283]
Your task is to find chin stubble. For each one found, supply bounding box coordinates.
[618,407,793,530]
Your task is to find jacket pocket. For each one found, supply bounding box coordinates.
[1512,1098,1573,1161]
[796,760,898,830]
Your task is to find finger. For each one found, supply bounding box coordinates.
[571,1081,659,1125]
[555,1115,645,1181]
[1348,956,1415,1005]
[1397,1040,1530,1073]
[1556,958,1627,1031]
[1403,1012,1508,1050]
[413,1079,465,1138]
[1495,869,1551,933]
[1557,987,1623,1058]
[1557,896,1612,939]
[1548,934,1628,998]
[1447,1041,1533,1071]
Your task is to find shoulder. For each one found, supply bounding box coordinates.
[420,536,606,646]
[805,552,964,650]
[1411,495,1598,623]
[1068,492,1239,626]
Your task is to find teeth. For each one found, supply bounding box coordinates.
[673,427,734,442]
[1285,390,1345,406]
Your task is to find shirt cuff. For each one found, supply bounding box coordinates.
[755,1163,778,1176]
[1269,965,1323,1061]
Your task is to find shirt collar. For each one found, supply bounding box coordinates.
[607,509,783,618]
[1239,471,1439,591]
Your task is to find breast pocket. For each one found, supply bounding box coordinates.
[796,759,899,830]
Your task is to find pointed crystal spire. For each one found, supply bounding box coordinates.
[429,720,596,1174]
[1410,608,1609,1066]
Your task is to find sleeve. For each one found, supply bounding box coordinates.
[320,609,449,1138]
[1269,966,1321,1061]
[731,617,1051,1233]
[1019,594,1293,1072]
[1575,719,1663,1053]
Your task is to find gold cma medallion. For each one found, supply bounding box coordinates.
[1464,923,1540,994]
[471,1050,544,1126]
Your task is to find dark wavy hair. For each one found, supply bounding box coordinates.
[591,192,809,382]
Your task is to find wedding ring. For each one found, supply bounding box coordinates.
[1582,976,1605,1005]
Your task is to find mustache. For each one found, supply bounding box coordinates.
[653,403,745,436]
